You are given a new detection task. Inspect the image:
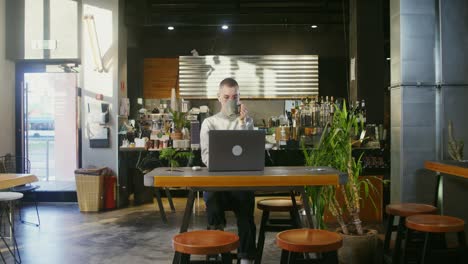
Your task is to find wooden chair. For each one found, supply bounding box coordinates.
[256,198,302,264]
[173,230,239,264]
[404,214,466,264]
[383,203,437,263]
[276,229,343,264]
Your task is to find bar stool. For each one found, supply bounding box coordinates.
[276,229,343,264]
[173,230,239,264]
[404,214,466,264]
[0,192,23,263]
[256,198,302,264]
[383,203,437,263]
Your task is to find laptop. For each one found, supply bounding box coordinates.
[208,130,265,171]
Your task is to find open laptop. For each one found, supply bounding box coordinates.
[208,130,265,171]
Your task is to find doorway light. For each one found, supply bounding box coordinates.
[84,15,105,73]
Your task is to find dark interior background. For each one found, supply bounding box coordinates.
[126,0,389,124]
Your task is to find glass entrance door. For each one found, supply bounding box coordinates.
[22,70,78,181]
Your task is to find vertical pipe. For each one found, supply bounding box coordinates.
[44,0,50,59]
[434,0,443,160]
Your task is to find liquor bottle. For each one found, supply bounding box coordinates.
[361,99,367,124]
[323,96,330,125]
[354,100,361,122]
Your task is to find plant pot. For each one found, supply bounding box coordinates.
[171,132,183,140]
[336,228,379,264]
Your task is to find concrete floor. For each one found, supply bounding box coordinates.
[2,198,383,264]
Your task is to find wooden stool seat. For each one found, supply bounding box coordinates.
[173,230,239,256]
[257,198,303,212]
[406,214,465,233]
[276,229,343,253]
[404,214,466,264]
[386,203,437,217]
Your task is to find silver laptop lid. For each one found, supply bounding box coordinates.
[208,130,265,171]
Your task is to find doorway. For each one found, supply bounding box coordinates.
[16,64,80,188]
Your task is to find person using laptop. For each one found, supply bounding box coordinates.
[200,78,256,264]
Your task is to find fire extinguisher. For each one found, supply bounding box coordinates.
[104,175,116,209]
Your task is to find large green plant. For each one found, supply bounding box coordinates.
[303,101,381,235]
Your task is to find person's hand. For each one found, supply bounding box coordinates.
[239,102,248,122]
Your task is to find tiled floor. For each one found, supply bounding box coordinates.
[2,198,384,264]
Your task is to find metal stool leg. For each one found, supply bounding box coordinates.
[457,231,467,264]
[19,191,40,227]
[383,214,395,253]
[280,250,289,264]
[1,201,22,264]
[221,252,233,264]
[179,253,190,264]
[34,191,40,227]
[255,210,269,264]
[420,232,432,264]
[392,216,406,264]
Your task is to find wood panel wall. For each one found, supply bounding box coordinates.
[143,58,179,98]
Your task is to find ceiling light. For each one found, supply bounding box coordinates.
[168,26,174,30]
[311,25,318,29]
[386,57,391,61]
[222,25,229,30]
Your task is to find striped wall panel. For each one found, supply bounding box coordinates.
[179,55,319,99]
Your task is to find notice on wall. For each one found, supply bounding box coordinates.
[350,57,356,81]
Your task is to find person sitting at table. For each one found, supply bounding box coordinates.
[200,78,256,264]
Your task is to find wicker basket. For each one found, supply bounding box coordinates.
[75,169,105,212]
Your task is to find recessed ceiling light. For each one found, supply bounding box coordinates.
[222,25,229,30]
[311,25,318,29]
[168,26,174,30]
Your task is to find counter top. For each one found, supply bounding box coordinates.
[424,160,468,179]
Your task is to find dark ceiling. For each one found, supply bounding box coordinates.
[125,0,349,28]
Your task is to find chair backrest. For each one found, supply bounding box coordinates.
[0,155,31,173]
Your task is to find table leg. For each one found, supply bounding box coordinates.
[180,189,196,233]
[434,172,444,215]
[154,188,167,224]
[165,188,176,212]
[290,191,302,228]
[299,187,314,228]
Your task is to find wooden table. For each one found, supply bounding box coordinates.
[424,160,468,214]
[0,173,39,189]
[144,166,346,229]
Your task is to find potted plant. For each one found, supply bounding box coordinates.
[159,147,193,171]
[303,101,385,263]
[170,110,187,140]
